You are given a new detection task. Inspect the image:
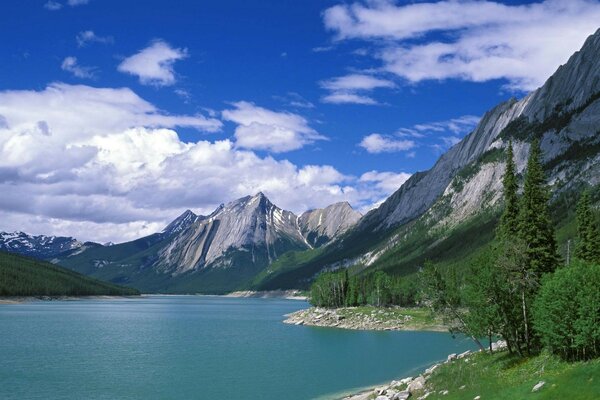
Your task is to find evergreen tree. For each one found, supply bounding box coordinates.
[498,141,519,239]
[575,190,600,264]
[518,139,559,275]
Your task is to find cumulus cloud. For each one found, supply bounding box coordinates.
[359,133,415,153]
[222,101,326,152]
[76,30,113,47]
[320,73,395,104]
[0,84,406,242]
[323,0,600,91]
[61,56,96,79]
[118,40,188,86]
[68,0,89,5]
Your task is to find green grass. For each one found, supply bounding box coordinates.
[0,251,139,296]
[417,350,600,400]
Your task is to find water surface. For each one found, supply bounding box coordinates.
[0,295,475,399]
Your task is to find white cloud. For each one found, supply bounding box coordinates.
[77,30,113,47]
[222,101,326,152]
[61,56,96,79]
[359,133,415,154]
[321,92,378,105]
[323,0,600,91]
[320,74,395,92]
[44,1,62,10]
[360,115,480,155]
[320,73,395,105]
[360,170,411,195]
[0,84,401,242]
[273,92,315,109]
[44,0,89,10]
[118,40,188,86]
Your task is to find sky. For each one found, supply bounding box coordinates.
[1,0,599,243]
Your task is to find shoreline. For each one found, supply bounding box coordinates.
[339,341,508,400]
[224,290,307,300]
[0,295,141,304]
[284,306,447,332]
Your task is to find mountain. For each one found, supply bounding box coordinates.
[0,231,82,259]
[0,251,139,296]
[299,202,362,247]
[255,28,600,290]
[55,194,361,293]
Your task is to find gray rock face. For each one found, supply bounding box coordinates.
[0,231,82,259]
[299,202,362,247]
[155,194,362,274]
[161,209,201,237]
[157,193,307,273]
[358,28,600,232]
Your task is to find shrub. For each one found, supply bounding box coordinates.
[533,261,600,360]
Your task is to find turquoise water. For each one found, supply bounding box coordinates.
[0,296,476,400]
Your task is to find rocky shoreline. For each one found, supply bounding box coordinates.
[342,341,508,400]
[224,290,307,300]
[283,307,446,331]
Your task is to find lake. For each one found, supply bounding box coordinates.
[0,295,476,399]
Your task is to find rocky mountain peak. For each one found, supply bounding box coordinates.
[0,231,82,259]
[162,209,199,236]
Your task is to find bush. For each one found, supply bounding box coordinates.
[533,261,600,360]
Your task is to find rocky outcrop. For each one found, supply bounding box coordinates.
[299,202,362,247]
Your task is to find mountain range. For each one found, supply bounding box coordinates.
[3,28,600,294]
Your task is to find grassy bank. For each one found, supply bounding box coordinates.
[416,350,599,400]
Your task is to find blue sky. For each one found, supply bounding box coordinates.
[1,0,599,242]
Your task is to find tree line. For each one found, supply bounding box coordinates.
[310,269,418,308]
[422,140,599,361]
[309,139,599,362]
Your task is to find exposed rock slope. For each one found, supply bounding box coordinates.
[299,202,362,247]
[256,28,600,290]
[55,193,361,293]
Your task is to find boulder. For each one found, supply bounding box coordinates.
[407,376,426,393]
[375,396,390,400]
[491,340,507,351]
[424,364,439,375]
[447,353,457,362]
[399,377,413,385]
[532,381,545,392]
[393,391,410,400]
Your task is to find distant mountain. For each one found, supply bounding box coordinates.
[0,231,82,259]
[0,251,139,296]
[55,193,361,293]
[255,28,600,290]
[299,202,362,247]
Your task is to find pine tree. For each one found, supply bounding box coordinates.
[518,139,559,275]
[498,141,519,239]
[575,189,600,264]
